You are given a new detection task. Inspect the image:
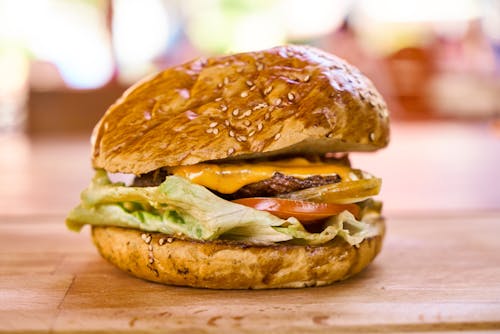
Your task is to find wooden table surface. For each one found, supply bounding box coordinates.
[1,120,500,333]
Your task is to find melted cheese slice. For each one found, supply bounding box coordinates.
[168,158,355,194]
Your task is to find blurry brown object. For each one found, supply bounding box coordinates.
[27,82,126,136]
[385,47,435,119]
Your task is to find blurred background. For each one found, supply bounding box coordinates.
[1,0,499,135]
[0,0,499,214]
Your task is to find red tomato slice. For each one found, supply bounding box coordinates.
[232,197,360,223]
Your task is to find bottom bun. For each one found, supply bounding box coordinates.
[91,218,385,289]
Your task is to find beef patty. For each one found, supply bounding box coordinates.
[220,172,340,199]
[132,169,169,187]
[132,169,341,199]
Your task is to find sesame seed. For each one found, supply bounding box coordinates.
[232,109,240,116]
[246,80,254,87]
[349,172,359,181]
[253,102,267,110]
[213,128,219,135]
[159,238,165,245]
[148,244,153,251]
[264,86,273,95]
[248,130,256,137]
[369,132,375,141]
[229,130,235,137]
[257,123,263,131]
[215,97,222,102]
[223,77,229,85]
[148,257,154,264]
[240,91,248,98]
[206,128,213,134]
[249,85,256,91]
[237,135,247,142]
[228,147,235,155]
[274,98,282,106]
[256,62,264,71]
[217,82,223,89]
[264,113,270,120]
[362,171,373,179]
[166,237,173,243]
[224,120,230,126]
[141,233,152,244]
[287,92,295,101]
[303,75,311,82]
[221,104,228,111]
[274,133,281,141]
[243,120,251,127]
[209,122,218,128]
[327,132,334,138]
[242,110,252,117]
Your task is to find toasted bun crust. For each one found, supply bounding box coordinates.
[91,45,390,174]
[91,218,385,289]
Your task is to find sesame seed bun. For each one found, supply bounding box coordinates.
[82,45,389,289]
[91,216,384,289]
[91,45,390,175]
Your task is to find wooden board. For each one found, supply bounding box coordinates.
[1,213,500,333]
[1,121,500,332]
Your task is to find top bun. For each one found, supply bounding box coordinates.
[92,45,390,174]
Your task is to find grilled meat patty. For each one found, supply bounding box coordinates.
[132,169,169,187]
[220,172,340,199]
[132,170,341,199]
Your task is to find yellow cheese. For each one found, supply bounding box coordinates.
[168,158,354,194]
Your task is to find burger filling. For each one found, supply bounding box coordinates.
[67,156,383,246]
[134,170,341,199]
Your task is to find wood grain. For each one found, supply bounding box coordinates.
[1,121,500,332]
[1,214,499,333]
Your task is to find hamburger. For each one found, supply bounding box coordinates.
[66,45,390,289]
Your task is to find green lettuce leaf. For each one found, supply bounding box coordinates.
[66,170,381,245]
[274,211,380,246]
[67,170,293,243]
